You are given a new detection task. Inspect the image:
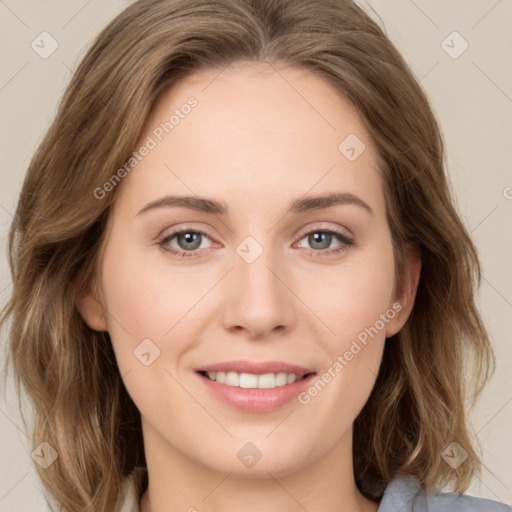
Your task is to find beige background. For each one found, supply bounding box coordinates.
[1,0,511,510]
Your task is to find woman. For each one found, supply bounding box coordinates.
[1,0,508,511]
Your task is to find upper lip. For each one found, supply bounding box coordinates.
[195,360,316,376]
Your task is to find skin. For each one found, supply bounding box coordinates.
[77,62,420,512]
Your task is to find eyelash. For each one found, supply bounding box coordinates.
[157,226,356,259]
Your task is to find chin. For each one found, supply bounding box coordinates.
[191,435,316,479]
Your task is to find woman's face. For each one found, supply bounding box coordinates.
[79,62,418,477]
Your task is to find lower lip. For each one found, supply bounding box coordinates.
[197,372,316,412]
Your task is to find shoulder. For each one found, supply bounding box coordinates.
[378,474,510,512]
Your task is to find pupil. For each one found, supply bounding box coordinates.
[179,232,201,250]
[309,232,331,250]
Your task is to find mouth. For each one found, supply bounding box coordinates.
[194,360,317,412]
[197,370,314,389]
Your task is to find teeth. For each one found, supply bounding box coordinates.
[239,373,258,388]
[225,371,239,386]
[204,371,301,389]
[275,373,288,386]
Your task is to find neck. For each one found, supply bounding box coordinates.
[139,419,379,512]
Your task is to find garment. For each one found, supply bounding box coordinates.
[377,474,509,511]
[120,470,510,511]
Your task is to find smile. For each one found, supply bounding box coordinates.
[194,361,317,412]
[199,370,310,389]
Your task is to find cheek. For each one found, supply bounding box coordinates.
[302,237,395,418]
[98,240,206,368]
[98,243,205,421]
[298,236,395,410]
[311,238,396,351]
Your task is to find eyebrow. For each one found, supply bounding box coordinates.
[137,192,374,217]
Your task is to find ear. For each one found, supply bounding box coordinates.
[75,278,109,332]
[385,243,421,338]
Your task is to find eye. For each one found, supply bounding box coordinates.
[158,229,215,258]
[295,228,355,257]
[157,226,356,259]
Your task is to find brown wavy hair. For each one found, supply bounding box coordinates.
[0,0,494,510]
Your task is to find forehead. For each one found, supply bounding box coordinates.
[118,62,384,217]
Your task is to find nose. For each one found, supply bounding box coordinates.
[221,244,296,340]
